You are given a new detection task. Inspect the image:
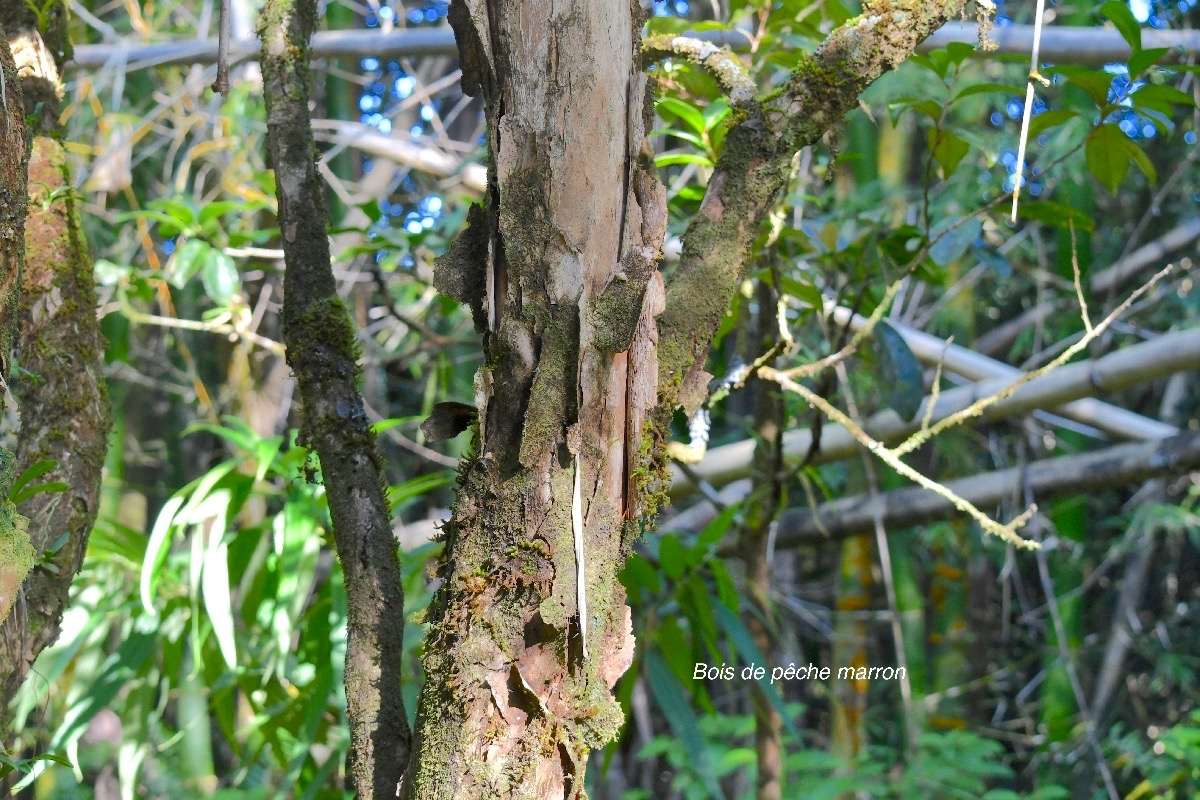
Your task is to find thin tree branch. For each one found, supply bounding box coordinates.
[830,306,1177,441]
[674,326,1200,495]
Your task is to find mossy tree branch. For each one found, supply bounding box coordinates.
[258,0,410,795]
[656,0,977,411]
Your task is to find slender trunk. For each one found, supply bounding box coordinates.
[744,281,785,800]
[258,2,411,796]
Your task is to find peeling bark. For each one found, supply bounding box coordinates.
[0,10,111,711]
[258,0,410,796]
[402,1,976,796]
[402,1,663,797]
[347,0,992,794]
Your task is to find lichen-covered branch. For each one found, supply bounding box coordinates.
[657,0,975,410]
[0,5,111,710]
[258,0,410,795]
[641,34,757,109]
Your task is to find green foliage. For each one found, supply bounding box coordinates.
[12,419,441,796]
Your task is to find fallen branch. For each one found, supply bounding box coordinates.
[673,326,1200,494]
[771,432,1200,545]
[65,23,1200,72]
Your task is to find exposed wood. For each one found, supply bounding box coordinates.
[399,1,659,796]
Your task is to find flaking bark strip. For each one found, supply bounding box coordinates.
[519,305,579,468]
[433,201,489,332]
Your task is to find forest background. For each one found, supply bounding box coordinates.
[2,0,1200,798]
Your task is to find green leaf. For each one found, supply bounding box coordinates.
[711,600,799,737]
[11,480,68,506]
[167,237,210,288]
[1028,109,1080,137]
[1100,0,1142,52]
[1131,83,1197,113]
[1052,66,1115,108]
[779,275,823,310]
[656,96,706,135]
[1016,201,1096,231]
[40,627,157,784]
[140,494,186,613]
[702,98,731,131]
[620,552,662,602]
[874,321,924,421]
[200,492,237,670]
[198,200,242,226]
[388,472,454,513]
[1128,47,1171,77]
[644,649,727,800]
[659,533,687,580]
[951,83,1023,101]
[202,249,240,305]
[10,459,57,499]
[650,127,707,149]
[697,503,738,548]
[927,128,970,178]
[1086,123,1132,194]
[654,153,714,168]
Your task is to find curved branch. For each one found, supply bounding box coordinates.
[657,1,975,411]
[641,34,756,109]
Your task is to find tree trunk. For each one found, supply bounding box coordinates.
[0,25,30,638]
[258,1,411,795]
[0,1,111,712]
[401,2,976,796]
[400,1,664,796]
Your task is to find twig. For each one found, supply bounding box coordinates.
[212,0,231,96]
[759,366,1039,548]
[891,265,1172,458]
[1068,219,1092,334]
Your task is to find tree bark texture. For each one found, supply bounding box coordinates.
[402,1,664,796]
[257,1,411,796]
[0,26,30,639]
[402,1,975,797]
[0,6,111,715]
